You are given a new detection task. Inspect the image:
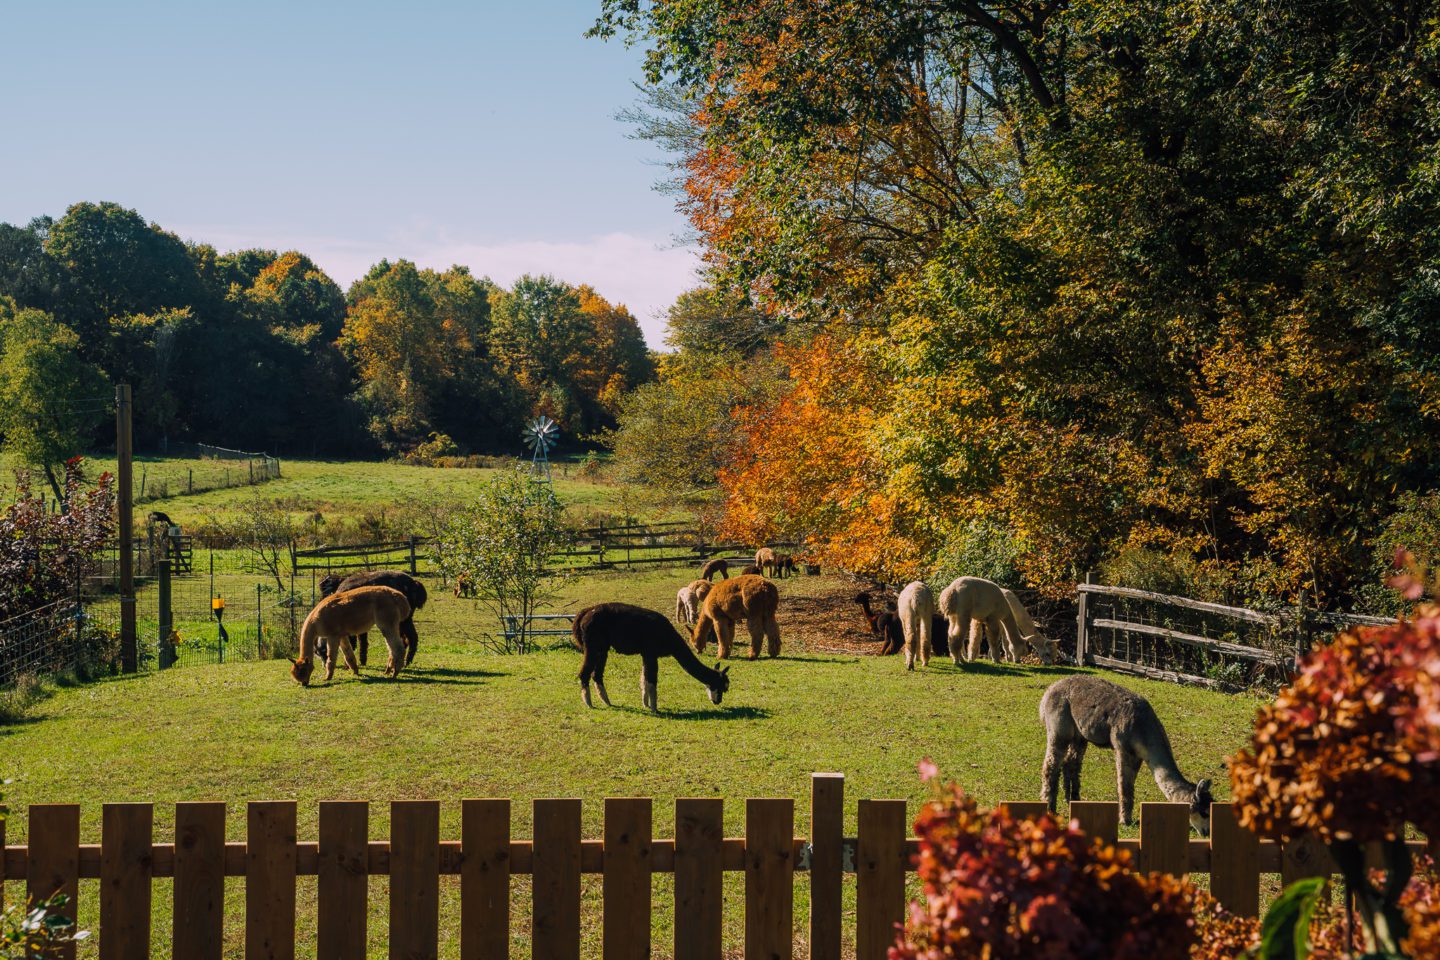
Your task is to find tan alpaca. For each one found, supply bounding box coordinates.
[289,586,411,686]
[754,547,778,577]
[692,574,781,660]
[674,578,713,628]
[897,581,935,669]
[937,576,1058,664]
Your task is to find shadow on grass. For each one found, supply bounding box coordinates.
[600,704,773,721]
[403,665,507,680]
[718,654,859,665]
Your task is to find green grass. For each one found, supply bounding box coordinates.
[0,568,1264,958]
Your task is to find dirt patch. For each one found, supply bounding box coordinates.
[777,585,897,657]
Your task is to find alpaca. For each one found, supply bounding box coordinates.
[1039,675,1215,834]
[897,581,936,669]
[1001,588,1061,663]
[937,576,1045,663]
[853,592,904,656]
[147,510,175,527]
[453,571,476,598]
[754,547,779,577]
[674,578,714,628]
[318,570,427,666]
[289,586,411,686]
[699,558,729,581]
[573,602,730,712]
[773,553,797,578]
[693,575,781,659]
[739,564,762,576]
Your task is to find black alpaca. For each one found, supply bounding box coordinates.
[317,570,428,665]
[853,593,904,655]
[572,602,730,713]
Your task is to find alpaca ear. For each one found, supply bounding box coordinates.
[286,656,296,665]
[1196,778,1212,798]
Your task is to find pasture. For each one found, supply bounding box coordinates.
[1,558,1263,957]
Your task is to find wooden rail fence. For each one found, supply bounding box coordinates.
[1,773,1413,960]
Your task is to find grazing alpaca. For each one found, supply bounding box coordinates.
[674,578,714,628]
[1040,675,1214,833]
[699,558,729,581]
[693,575,781,659]
[897,581,936,670]
[773,553,797,578]
[289,586,411,686]
[318,570,427,666]
[453,571,476,598]
[937,576,1051,663]
[1001,588,1061,663]
[573,602,730,712]
[754,547,778,576]
[853,592,904,656]
[739,563,762,576]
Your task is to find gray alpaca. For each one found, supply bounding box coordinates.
[1039,675,1214,835]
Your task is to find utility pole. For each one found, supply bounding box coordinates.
[117,383,137,673]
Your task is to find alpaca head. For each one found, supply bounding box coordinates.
[318,575,343,598]
[1189,778,1214,836]
[707,663,731,704]
[288,656,315,687]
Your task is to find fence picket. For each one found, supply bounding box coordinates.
[1281,833,1332,887]
[246,801,298,960]
[1069,801,1119,844]
[1209,803,1260,918]
[856,800,907,960]
[809,774,844,960]
[28,803,80,960]
[674,798,723,960]
[1139,803,1190,877]
[461,799,510,960]
[174,802,225,960]
[318,801,368,960]
[100,803,153,960]
[603,799,652,960]
[1000,801,1047,820]
[533,799,582,960]
[391,800,441,960]
[745,799,794,960]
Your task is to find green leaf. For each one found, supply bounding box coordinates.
[1256,876,1327,960]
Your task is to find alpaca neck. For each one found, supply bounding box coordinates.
[692,615,715,650]
[856,597,878,633]
[669,632,723,688]
[1140,736,1196,801]
[298,614,318,663]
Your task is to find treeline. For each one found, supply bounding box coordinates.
[599,0,1440,607]
[0,202,653,464]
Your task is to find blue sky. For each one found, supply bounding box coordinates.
[1,0,696,344]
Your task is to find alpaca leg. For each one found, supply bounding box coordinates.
[357,632,368,666]
[967,620,986,661]
[1062,741,1087,801]
[1116,748,1142,826]
[1041,738,1064,813]
[765,615,781,657]
[985,616,1011,662]
[919,611,932,667]
[718,620,734,660]
[323,638,338,682]
[641,656,659,713]
[578,659,594,708]
[901,615,916,671]
[593,647,611,706]
[746,616,766,661]
[380,623,405,678]
[401,618,419,665]
[338,637,361,677]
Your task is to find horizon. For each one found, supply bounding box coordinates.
[2,0,696,346]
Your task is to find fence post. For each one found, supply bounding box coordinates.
[409,536,418,575]
[1076,571,1094,665]
[174,802,226,960]
[256,583,264,657]
[603,798,653,960]
[158,557,173,669]
[810,773,844,960]
[745,798,795,960]
[856,800,907,960]
[391,800,441,960]
[533,799,582,960]
[1294,589,1313,670]
[246,801,297,960]
[28,804,81,960]
[1209,802,1260,918]
[461,799,511,960]
[1138,803,1190,877]
[100,802,154,960]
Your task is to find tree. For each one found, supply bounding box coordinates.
[436,469,571,652]
[573,285,654,417]
[0,310,108,502]
[247,251,346,340]
[490,275,593,430]
[663,287,778,358]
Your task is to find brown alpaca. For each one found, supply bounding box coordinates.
[289,586,411,686]
[739,564,762,576]
[754,547,778,576]
[699,558,729,581]
[692,574,781,659]
[772,553,797,578]
[453,572,476,598]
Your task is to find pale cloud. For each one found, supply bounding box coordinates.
[176,225,701,347]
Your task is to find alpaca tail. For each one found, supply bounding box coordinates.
[570,609,587,651]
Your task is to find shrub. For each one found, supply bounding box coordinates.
[0,460,114,621]
[1361,491,1440,615]
[928,517,1026,589]
[1229,596,1440,955]
[1098,545,1227,601]
[891,772,1196,960]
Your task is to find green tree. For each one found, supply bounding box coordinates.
[490,275,591,428]
[0,309,108,501]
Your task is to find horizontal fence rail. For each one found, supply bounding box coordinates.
[2,774,1422,959]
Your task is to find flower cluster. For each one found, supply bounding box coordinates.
[889,782,1195,960]
[1229,604,1440,843]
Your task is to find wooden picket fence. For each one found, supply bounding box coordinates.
[0,773,1417,960]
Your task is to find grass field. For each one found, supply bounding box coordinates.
[0,564,1265,958]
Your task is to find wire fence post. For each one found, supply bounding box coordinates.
[158,557,173,669]
[408,536,417,576]
[256,583,263,659]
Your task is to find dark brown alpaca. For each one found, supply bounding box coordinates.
[853,593,904,655]
[573,602,730,712]
[318,570,427,666]
[739,564,762,576]
[699,558,729,581]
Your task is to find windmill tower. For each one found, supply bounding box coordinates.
[523,415,559,485]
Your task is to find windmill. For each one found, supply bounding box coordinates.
[523,415,560,483]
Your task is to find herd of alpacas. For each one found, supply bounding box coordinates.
[285,550,1215,834]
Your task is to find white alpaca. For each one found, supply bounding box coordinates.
[1001,588,1061,663]
[939,576,1053,663]
[896,581,935,670]
[674,579,713,629]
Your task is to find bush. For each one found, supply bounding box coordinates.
[892,770,1195,960]
[1098,545,1228,601]
[927,517,1026,589]
[1361,491,1440,614]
